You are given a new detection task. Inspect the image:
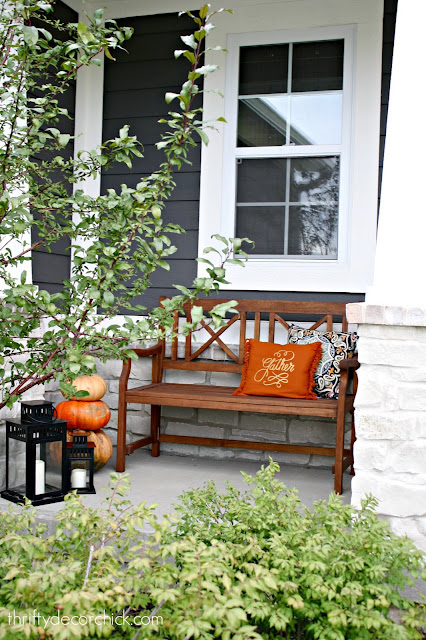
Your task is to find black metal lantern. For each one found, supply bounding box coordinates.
[1,402,67,506]
[66,432,96,494]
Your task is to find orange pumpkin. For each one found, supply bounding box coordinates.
[56,400,110,431]
[49,429,113,471]
[64,374,107,401]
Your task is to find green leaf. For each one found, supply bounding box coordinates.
[181,34,197,50]
[191,305,203,324]
[23,26,38,45]
[165,92,179,104]
[103,291,114,306]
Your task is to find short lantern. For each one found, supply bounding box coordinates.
[1,401,67,506]
[66,432,96,494]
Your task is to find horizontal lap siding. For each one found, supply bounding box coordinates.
[31,1,76,293]
[102,6,396,311]
[378,0,397,211]
[101,12,201,312]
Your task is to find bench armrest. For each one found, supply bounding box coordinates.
[119,343,163,392]
[339,357,359,371]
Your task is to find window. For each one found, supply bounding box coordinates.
[217,27,359,289]
[233,37,345,259]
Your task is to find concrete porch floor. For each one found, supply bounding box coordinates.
[0,450,352,522]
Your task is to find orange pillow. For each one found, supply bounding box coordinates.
[233,339,322,399]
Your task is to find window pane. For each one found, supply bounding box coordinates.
[238,98,287,147]
[289,156,340,204]
[237,158,287,203]
[236,206,285,254]
[292,40,344,92]
[239,44,288,95]
[289,94,342,145]
[288,204,338,257]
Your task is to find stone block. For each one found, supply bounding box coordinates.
[354,367,387,408]
[230,427,288,444]
[353,440,389,471]
[109,380,120,393]
[358,323,426,341]
[164,370,206,384]
[288,419,335,446]
[198,409,238,426]
[103,427,117,446]
[346,303,365,324]
[354,410,419,440]
[238,412,286,431]
[127,415,151,435]
[165,422,225,439]
[359,337,426,368]
[267,451,310,466]
[351,471,426,518]
[210,372,242,387]
[198,446,235,460]
[130,359,152,381]
[160,442,199,457]
[387,516,426,553]
[398,385,426,411]
[392,368,426,383]
[233,450,266,462]
[108,409,118,428]
[307,454,334,469]
[386,440,426,475]
[96,359,124,379]
[162,406,196,420]
[364,305,385,324]
[45,391,64,407]
[102,392,119,410]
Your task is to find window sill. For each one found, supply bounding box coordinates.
[211,257,372,293]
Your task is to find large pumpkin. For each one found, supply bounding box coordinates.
[49,429,113,471]
[64,374,107,401]
[56,400,110,431]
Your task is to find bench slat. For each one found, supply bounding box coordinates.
[126,383,340,417]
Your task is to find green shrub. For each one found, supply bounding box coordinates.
[0,461,424,639]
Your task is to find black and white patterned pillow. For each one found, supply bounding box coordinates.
[287,324,358,399]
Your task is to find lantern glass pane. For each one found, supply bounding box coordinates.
[8,438,26,494]
[40,442,63,493]
[70,461,90,490]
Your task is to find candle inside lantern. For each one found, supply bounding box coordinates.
[71,468,86,489]
[35,460,45,494]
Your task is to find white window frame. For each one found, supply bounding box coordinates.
[218,25,357,292]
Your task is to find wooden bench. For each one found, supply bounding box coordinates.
[116,299,359,494]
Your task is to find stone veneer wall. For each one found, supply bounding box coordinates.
[44,345,350,470]
[347,303,426,552]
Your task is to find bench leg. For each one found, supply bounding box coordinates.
[334,408,345,495]
[116,396,127,472]
[350,413,356,476]
[151,405,160,457]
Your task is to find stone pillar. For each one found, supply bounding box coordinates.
[347,305,426,552]
[347,0,426,552]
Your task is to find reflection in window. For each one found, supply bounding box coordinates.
[238,94,342,146]
[236,157,339,258]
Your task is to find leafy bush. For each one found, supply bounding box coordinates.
[0,461,424,639]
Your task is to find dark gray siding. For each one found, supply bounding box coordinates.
[101,13,202,311]
[379,0,397,208]
[31,1,77,293]
[104,5,398,312]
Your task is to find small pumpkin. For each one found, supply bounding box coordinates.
[64,374,107,401]
[56,400,111,431]
[49,429,113,471]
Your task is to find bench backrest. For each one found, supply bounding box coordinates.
[159,298,352,374]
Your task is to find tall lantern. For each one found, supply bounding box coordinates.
[1,401,67,506]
